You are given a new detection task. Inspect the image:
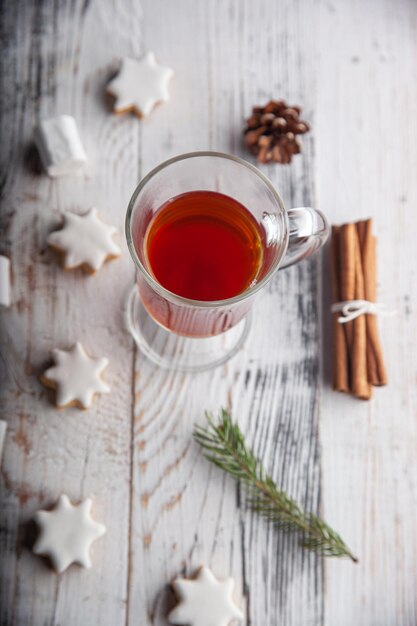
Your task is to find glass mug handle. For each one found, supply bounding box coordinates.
[280,207,330,269]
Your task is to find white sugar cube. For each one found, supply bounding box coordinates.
[0,255,11,307]
[34,115,87,177]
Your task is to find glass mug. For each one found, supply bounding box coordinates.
[125,152,329,372]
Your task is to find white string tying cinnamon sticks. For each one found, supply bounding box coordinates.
[331,300,397,324]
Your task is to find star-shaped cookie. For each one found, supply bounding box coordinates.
[40,342,110,409]
[107,52,174,117]
[47,208,121,274]
[169,566,243,626]
[33,494,106,573]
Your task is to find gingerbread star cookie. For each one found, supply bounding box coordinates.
[33,494,106,573]
[40,342,110,409]
[169,566,243,626]
[107,52,174,118]
[47,208,120,274]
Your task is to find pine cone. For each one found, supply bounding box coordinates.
[244,100,310,164]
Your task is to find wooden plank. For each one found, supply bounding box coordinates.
[317,0,417,625]
[0,1,141,624]
[127,1,323,625]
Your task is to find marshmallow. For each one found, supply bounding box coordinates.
[0,420,6,465]
[0,255,11,307]
[34,115,87,177]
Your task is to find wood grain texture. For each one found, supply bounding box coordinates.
[0,1,140,625]
[127,1,322,625]
[317,0,417,624]
[1,0,416,625]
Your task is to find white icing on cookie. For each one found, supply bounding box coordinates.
[169,566,243,626]
[107,52,174,117]
[47,208,120,273]
[41,342,110,409]
[33,494,106,573]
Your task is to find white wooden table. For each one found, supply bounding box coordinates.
[1,1,416,624]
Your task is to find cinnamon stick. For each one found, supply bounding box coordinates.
[331,226,349,392]
[356,219,387,386]
[334,223,371,400]
[351,228,371,400]
[331,218,387,400]
[339,224,356,351]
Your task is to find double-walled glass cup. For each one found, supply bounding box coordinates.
[126,152,328,372]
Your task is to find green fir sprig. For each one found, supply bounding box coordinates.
[194,408,358,563]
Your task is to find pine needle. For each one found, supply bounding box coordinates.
[194,408,358,563]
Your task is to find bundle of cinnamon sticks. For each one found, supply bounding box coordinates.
[332,219,387,400]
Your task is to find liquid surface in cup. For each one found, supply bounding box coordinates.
[144,191,263,301]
